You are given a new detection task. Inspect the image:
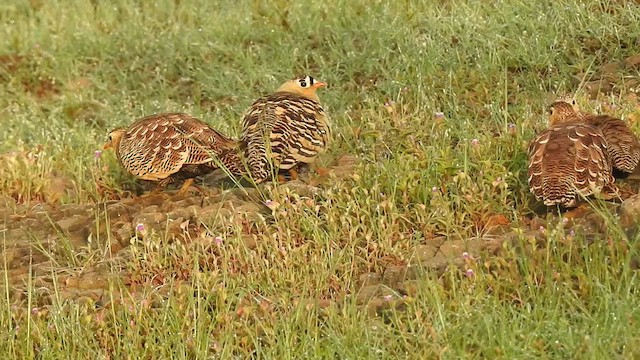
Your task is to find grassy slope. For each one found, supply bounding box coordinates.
[1,0,640,358]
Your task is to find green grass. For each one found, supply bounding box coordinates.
[2,0,640,358]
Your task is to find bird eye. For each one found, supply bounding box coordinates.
[299,76,314,88]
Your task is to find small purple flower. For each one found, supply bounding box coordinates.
[94,150,102,158]
[135,223,145,232]
[465,269,475,278]
[539,225,545,233]
[382,295,393,302]
[569,229,575,237]
[431,186,439,193]
[562,217,569,225]
[507,123,517,135]
[31,307,39,316]
[462,252,471,260]
[434,112,445,119]
[470,138,480,148]
[214,236,222,246]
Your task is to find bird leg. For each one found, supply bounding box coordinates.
[288,168,299,181]
[177,178,195,196]
[276,168,299,183]
[563,203,591,220]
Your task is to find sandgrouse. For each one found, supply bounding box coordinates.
[528,101,619,207]
[238,75,330,183]
[103,113,239,194]
[548,99,640,179]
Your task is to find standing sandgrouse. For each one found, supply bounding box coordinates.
[239,75,330,183]
[528,101,619,207]
[103,113,239,194]
[548,99,640,179]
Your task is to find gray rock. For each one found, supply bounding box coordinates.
[620,194,640,237]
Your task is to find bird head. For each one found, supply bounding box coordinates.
[554,94,580,112]
[547,101,581,126]
[276,76,327,102]
[103,128,126,150]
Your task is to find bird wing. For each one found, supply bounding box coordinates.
[528,124,613,207]
[585,114,640,174]
[117,113,234,181]
[169,113,237,166]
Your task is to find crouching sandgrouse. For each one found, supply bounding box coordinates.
[238,75,330,183]
[104,113,239,194]
[528,101,619,207]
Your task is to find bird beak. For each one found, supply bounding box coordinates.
[103,142,112,150]
[314,82,327,89]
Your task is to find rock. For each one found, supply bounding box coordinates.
[280,181,322,198]
[625,55,640,69]
[223,187,262,203]
[105,203,132,222]
[196,206,233,227]
[413,242,441,261]
[382,266,420,288]
[619,194,640,236]
[0,195,17,208]
[358,272,381,287]
[232,203,267,218]
[355,285,396,305]
[55,215,88,233]
[597,61,621,77]
[241,234,257,250]
[139,205,160,214]
[295,298,332,311]
[529,216,547,231]
[365,297,389,317]
[131,212,167,227]
[584,79,613,98]
[109,241,124,255]
[484,214,511,235]
[114,222,134,245]
[401,280,420,297]
[166,208,191,221]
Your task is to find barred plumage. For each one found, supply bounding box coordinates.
[528,102,619,207]
[549,100,640,178]
[239,76,330,183]
[104,113,238,193]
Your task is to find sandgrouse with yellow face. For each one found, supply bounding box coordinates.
[239,75,330,183]
[104,113,239,194]
[548,99,640,179]
[528,101,619,207]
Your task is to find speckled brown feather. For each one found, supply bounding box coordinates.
[583,114,640,177]
[109,113,237,186]
[240,78,329,183]
[528,122,617,207]
[549,99,640,177]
